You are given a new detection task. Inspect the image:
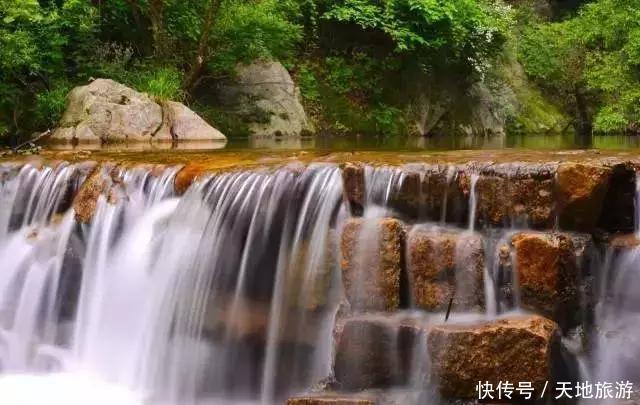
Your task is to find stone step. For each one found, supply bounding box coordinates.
[332,313,562,400]
[341,160,634,233]
[339,218,591,329]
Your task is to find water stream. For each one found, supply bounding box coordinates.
[0,160,638,403]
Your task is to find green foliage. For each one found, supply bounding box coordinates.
[324,0,513,78]
[296,64,321,102]
[520,0,640,133]
[135,67,184,102]
[593,106,627,133]
[33,82,72,129]
[210,0,303,73]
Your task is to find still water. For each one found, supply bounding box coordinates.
[40,133,640,152]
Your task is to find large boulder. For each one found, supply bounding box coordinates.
[52,79,226,143]
[217,61,312,137]
[155,101,226,141]
[428,315,560,399]
[340,218,405,312]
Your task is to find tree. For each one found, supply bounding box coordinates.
[520,0,640,133]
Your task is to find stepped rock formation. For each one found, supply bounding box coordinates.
[4,152,640,405]
[52,79,226,143]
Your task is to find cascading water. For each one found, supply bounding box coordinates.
[588,172,640,399]
[0,161,347,404]
[2,157,638,405]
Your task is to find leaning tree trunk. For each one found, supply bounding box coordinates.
[182,0,223,93]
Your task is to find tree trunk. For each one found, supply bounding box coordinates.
[182,0,223,93]
[148,0,167,58]
[574,86,592,137]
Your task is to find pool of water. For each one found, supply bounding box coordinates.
[30,133,640,153]
[225,133,640,151]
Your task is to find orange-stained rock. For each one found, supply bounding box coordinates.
[511,232,579,326]
[287,395,376,405]
[340,218,405,311]
[407,228,484,311]
[72,164,120,223]
[428,315,560,399]
[556,162,612,231]
[341,163,366,216]
[460,163,556,229]
[174,164,206,195]
[610,233,640,250]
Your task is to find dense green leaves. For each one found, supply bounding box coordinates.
[324,0,512,77]
[520,0,640,133]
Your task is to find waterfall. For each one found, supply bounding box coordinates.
[3,158,638,404]
[0,162,347,404]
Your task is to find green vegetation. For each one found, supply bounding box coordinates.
[519,0,640,134]
[1,0,638,143]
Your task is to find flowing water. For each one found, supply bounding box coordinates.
[1,159,639,404]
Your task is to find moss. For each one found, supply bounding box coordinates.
[498,45,569,134]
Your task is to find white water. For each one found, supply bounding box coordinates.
[0,162,351,404]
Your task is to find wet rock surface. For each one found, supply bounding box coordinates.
[72,164,122,223]
[407,227,484,311]
[463,163,556,228]
[342,163,366,216]
[428,315,559,399]
[333,315,424,390]
[340,218,405,311]
[287,394,377,405]
[509,232,580,328]
[556,162,612,231]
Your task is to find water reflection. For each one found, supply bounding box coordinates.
[228,133,640,151]
[41,133,640,152]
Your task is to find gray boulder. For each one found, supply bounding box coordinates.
[155,101,226,141]
[52,79,226,143]
[218,60,312,137]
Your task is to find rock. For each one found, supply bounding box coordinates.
[510,232,579,328]
[174,164,206,195]
[407,227,484,311]
[556,162,612,231]
[428,315,560,399]
[72,164,122,223]
[287,395,376,405]
[463,163,556,228]
[53,79,163,142]
[340,218,405,311]
[286,232,338,311]
[155,101,226,141]
[217,61,312,137]
[610,234,640,250]
[341,163,366,216]
[334,315,423,390]
[52,79,226,143]
[598,163,637,233]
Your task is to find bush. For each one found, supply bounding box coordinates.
[135,67,184,102]
[33,83,73,129]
